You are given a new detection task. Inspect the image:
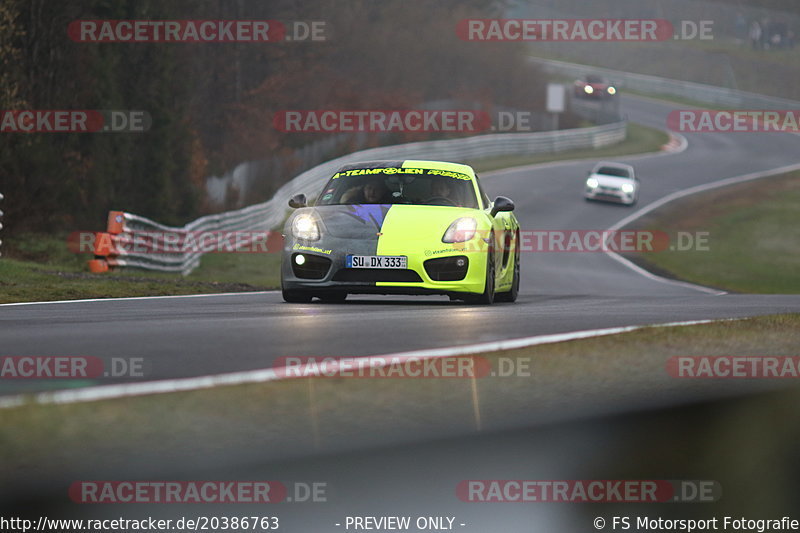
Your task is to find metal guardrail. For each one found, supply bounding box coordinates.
[206,97,618,210]
[532,57,800,110]
[91,121,627,274]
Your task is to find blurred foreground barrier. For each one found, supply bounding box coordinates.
[0,192,4,258]
[88,121,626,274]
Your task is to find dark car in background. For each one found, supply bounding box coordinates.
[574,74,618,99]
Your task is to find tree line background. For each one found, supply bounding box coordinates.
[0,0,549,234]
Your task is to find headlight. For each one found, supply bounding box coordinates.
[443,217,477,243]
[586,177,599,189]
[621,183,635,193]
[607,86,617,95]
[584,85,594,94]
[292,214,320,241]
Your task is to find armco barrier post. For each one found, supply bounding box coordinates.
[87,210,125,273]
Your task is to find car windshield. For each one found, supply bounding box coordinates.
[315,167,479,208]
[586,75,605,83]
[595,166,630,178]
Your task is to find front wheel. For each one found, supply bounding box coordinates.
[496,232,520,303]
[464,242,495,305]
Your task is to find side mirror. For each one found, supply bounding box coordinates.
[490,196,515,217]
[288,194,307,208]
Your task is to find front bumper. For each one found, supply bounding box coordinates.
[575,87,610,98]
[281,239,487,296]
[585,187,634,204]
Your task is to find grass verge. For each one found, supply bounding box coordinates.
[0,234,282,304]
[624,171,800,293]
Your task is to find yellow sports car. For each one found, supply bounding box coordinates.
[281,160,520,304]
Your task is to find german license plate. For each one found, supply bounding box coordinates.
[346,255,407,269]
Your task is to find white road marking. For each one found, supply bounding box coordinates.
[0,291,278,307]
[0,318,734,408]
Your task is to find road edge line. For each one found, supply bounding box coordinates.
[0,291,279,307]
[0,318,734,409]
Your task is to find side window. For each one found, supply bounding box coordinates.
[475,175,491,209]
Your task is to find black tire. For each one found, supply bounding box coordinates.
[282,289,313,303]
[464,238,495,305]
[319,291,347,303]
[496,232,520,303]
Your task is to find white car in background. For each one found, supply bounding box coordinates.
[584,161,639,206]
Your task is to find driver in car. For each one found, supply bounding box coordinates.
[341,179,392,204]
[428,179,458,205]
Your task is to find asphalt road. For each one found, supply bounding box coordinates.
[1,94,799,395]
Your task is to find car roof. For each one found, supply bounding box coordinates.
[592,161,634,172]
